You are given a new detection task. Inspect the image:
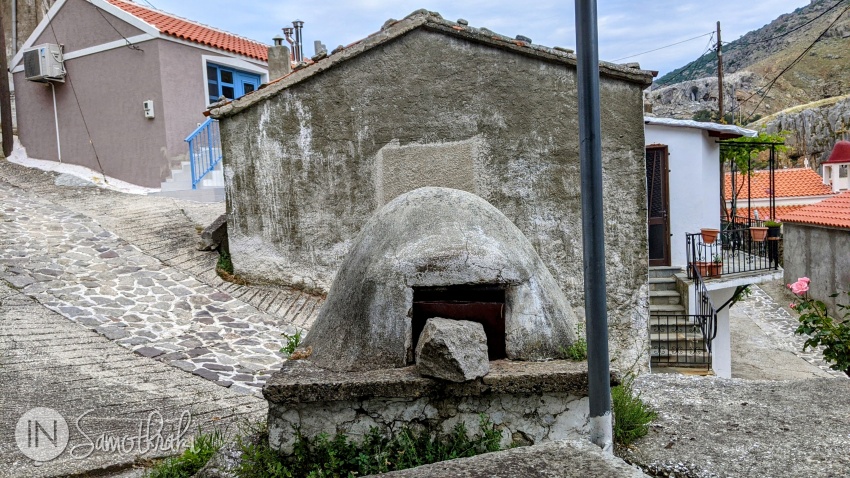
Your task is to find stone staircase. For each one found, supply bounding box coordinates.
[649,266,710,369]
[153,161,225,202]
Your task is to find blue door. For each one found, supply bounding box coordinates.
[207,63,261,103]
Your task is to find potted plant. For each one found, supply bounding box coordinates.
[708,254,723,277]
[750,225,768,242]
[700,227,720,244]
[765,220,781,239]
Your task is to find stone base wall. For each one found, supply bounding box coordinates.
[268,392,590,455]
[262,359,608,455]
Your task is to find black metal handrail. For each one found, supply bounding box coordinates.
[686,227,779,280]
[690,263,718,352]
[650,314,713,367]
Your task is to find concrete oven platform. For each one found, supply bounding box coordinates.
[264,359,619,454]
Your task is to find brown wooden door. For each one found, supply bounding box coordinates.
[646,146,671,266]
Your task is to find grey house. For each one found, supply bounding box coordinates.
[212,11,654,371]
[10,0,269,188]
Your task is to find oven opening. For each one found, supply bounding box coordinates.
[412,284,506,360]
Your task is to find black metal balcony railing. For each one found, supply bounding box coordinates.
[686,226,780,280]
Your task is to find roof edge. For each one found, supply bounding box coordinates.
[211,10,654,119]
[644,116,757,138]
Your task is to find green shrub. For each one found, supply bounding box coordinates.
[790,278,850,376]
[561,338,588,361]
[146,429,224,478]
[612,380,656,447]
[237,415,502,478]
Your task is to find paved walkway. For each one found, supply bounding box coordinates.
[733,285,845,378]
[0,161,324,395]
[0,280,266,477]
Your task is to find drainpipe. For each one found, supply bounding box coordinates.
[575,0,612,453]
[50,82,61,162]
[11,0,16,58]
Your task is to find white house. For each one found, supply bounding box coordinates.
[644,117,783,378]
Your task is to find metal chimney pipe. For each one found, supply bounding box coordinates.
[283,27,295,62]
[293,20,304,62]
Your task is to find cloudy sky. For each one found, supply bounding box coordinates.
[144,0,811,75]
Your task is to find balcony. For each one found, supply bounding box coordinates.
[686,225,781,280]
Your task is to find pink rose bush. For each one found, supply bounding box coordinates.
[788,276,850,377]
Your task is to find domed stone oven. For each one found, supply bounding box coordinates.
[263,188,612,455]
[303,187,579,372]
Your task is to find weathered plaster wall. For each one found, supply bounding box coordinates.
[221,28,650,371]
[2,0,58,65]
[783,223,850,317]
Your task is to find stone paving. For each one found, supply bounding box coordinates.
[735,285,846,378]
[0,183,300,394]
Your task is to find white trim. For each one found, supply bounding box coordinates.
[10,0,162,69]
[171,36,268,68]
[11,34,157,73]
[202,55,269,107]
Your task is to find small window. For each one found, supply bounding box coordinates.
[840,165,848,178]
[206,62,262,104]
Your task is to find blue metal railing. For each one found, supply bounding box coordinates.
[185,118,222,189]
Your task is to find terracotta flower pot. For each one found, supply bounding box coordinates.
[700,228,720,244]
[750,226,768,242]
[694,261,722,278]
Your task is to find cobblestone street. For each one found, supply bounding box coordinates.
[0,162,323,395]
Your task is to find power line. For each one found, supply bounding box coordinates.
[740,2,850,123]
[654,33,715,86]
[727,0,847,47]
[612,31,713,62]
[90,1,143,52]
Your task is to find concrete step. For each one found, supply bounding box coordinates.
[648,266,683,279]
[649,289,681,306]
[649,304,686,315]
[648,277,677,292]
[650,332,705,343]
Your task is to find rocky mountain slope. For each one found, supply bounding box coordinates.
[648,0,850,121]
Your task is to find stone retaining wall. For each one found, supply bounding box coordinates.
[264,359,612,455]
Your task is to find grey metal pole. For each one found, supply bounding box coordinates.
[574,0,612,452]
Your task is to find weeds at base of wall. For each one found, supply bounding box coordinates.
[236,416,501,478]
[145,428,225,478]
[612,379,657,447]
[216,250,250,285]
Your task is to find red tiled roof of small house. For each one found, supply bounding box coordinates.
[779,191,850,229]
[824,140,850,164]
[724,168,834,201]
[729,205,808,222]
[106,0,269,61]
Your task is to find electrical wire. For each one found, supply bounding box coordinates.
[727,0,847,47]
[612,31,713,62]
[740,2,850,123]
[43,3,108,181]
[654,33,715,86]
[89,1,144,52]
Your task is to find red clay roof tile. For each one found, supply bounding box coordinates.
[779,191,850,229]
[729,205,808,222]
[724,168,833,201]
[106,0,268,61]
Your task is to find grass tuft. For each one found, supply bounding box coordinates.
[612,380,656,447]
[146,429,225,478]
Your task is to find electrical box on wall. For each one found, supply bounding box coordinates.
[143,100,155,119]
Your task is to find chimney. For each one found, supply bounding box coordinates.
[283,27,295,62]
[313,40,327,60]
[293,20,304,63]
[268,35,291,80]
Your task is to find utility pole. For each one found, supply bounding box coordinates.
[0,7,14,157]
[575,0,612,453]
[716,21,724,124]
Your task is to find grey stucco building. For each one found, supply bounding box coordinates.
[10,0,268,188]
[212,10,654,371]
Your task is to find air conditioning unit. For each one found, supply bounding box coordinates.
[23,44,66,82]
